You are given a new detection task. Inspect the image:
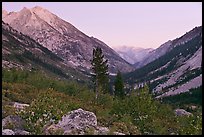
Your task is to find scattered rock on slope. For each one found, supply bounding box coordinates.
[13,102,30,110]
[174,109,192,116]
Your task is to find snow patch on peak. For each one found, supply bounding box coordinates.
[20,7,30,12]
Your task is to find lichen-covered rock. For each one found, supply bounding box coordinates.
[44,108,126,135]
[174,109,192,116]
[2,115,26,130]
[2,129,15,135]
[14,129,30,135]
[44,108,97,135]
[58,108,97,130]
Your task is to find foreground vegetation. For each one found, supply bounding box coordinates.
[2,69,202,135]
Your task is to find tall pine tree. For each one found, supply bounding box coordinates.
[91,47,109,99]
[114,71,125,98]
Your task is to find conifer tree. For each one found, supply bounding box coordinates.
[91,47,109,99]
[114,71,125,98]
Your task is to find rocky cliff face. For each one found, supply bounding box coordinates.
[2,6,133,74]
[2,21,88,81]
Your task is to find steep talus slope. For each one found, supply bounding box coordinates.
[3,7,133,73]
[125,26,202,98]
[2,21,88,82]
[154,45,202,98]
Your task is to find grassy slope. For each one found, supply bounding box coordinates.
[2,69,202,135]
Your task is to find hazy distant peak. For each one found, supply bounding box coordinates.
[114,45,148,52]
[113,45,154,64]
[23,7,28,10]
[21,7,30,12]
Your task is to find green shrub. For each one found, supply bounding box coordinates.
[110,121,140,135]
[19,88,81,134]
[177,114,202,135]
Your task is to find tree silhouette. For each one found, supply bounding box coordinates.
[91,47,109,100]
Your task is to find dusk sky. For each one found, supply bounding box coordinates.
[2,2,202,49]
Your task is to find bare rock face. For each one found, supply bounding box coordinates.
[174,109,192,116]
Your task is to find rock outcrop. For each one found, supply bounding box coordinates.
[2,129,30,135]
[2,129,15,135]
[2,115,30,135]
[174,109,192,116]
[2,108,125,135]
[2,115,25,130]
[58,108,97,130]
[45,108,97,135]
[14,129,30,135]
[44,108,125,135]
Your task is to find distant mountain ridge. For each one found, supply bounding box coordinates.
[113,46,153,64]
[2,6,133,74]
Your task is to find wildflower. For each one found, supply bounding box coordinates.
[39,118,43,122]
